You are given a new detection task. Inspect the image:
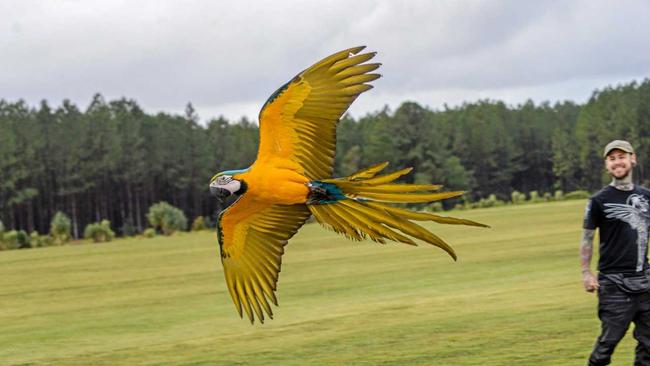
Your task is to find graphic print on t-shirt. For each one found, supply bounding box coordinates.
[604,194,650,271]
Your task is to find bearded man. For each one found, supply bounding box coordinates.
[582,140,650,365]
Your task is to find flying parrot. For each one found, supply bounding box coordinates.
[209,46,487,323]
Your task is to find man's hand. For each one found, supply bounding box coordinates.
[583,270,600,292]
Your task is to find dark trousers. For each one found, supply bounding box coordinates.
[589,281,650,365]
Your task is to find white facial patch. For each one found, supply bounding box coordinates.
[222,180,241,194]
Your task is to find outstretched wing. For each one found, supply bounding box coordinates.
[217,194,310,323]
[257,46,380,179]
[603,203,638,226]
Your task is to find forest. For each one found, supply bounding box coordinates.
[1,78,649,238]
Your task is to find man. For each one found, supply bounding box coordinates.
[582,140,650,365]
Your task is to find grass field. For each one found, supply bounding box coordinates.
[0,200,639,365]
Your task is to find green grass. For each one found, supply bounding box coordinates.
[0,200,638,365]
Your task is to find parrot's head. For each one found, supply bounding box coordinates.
[209,170,247,201]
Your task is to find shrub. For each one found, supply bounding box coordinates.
[1,230,14,250]
[488,194,505,207]
[143,228,156,238]
[565,190,590,200]
[529,191,541,203]
[84,220,115,243]
[146,202,188,236]
[511,190,524,204]
[15,230,30,248]
[39,235,54,247]
[28,232,53,248]
[50,211,72,245]
[0,219,4,244]
[459,196,472,210]
[427,202,444,212]
[554,190,564,201]
[29,232,40,247]
[479,198,493,208]
[1,230,23,250]
[472,194,505,209]
[191,216,207,231]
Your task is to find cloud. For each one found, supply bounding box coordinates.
[1,0,649,122]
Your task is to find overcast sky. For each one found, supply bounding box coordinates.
[2,0,649,122]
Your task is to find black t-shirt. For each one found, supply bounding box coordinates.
[584,185,650,274]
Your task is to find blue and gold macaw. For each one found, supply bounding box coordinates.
[210,46,487,323]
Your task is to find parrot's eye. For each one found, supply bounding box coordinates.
[217,176,232,185]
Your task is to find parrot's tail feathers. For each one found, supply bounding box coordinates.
[317,163,465,204]
[344,161,389,181]
[364,201,489,228]
[307,164,489,259]
[308,198,457,259]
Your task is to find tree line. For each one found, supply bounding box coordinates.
[1,79,649,237]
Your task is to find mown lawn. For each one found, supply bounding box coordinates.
[0,200,637,365]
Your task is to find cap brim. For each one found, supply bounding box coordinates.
[604,147,634,157]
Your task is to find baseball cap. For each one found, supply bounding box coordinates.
[603,140,634,157]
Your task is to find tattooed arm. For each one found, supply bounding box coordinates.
[580,228,599,292]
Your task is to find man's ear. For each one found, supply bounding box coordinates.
[631,153,637,167]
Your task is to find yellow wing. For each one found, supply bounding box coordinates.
[218,193,310,323]
[257,46,380,179]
